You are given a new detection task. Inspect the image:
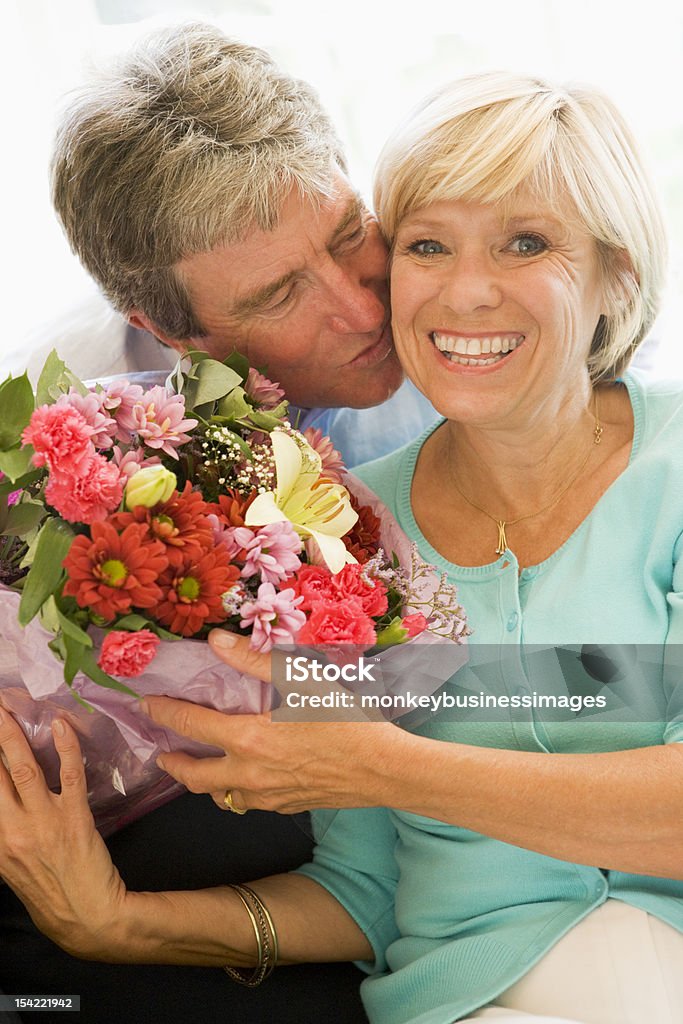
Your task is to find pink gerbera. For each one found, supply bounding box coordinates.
[22,404,95,474]
[45,453,124,524]
[101,380,146,443]
[240,582,306,652]
[246,368,286,410]
[303,428,346,485]
[130,386,198,459]
[239,522,303,584]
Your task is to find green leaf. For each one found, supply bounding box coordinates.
[0,374,35,449]
[0,445,35,483]
[54,604,93,649]
[18,518,75,626]
[36,350,89,402]
[114,613,179,641]
[35,350,67,405]
[0,468,43,496]
[222,350,251,382]
[215,387,252,421]
[79,648,139,698]
[184,360,242,408]
[4,500,45,538]
[248,409,287,431]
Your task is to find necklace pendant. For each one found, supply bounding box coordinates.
[495,520,507,556]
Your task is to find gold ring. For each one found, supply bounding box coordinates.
[223,789,247,815]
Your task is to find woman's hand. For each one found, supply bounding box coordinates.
[143,630,407,814]
[0,708,128,959]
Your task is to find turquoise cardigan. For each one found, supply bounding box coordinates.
[294,370,683,1024]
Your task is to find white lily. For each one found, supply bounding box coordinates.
[245,430,358,573]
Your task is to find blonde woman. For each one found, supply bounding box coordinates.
[1,74,681,1024]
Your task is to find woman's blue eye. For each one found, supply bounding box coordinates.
[509,233,547,256]
[408,239,445,256]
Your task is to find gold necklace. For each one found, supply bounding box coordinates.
[451,395,603,557]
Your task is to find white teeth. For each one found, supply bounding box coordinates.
[431,333,523,362]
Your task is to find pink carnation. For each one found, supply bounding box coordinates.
[402,613,429,638]
[130,386,198,459]
[98,629,160,677]
[240,522,303,584]
[56,389,117,450]
[281,564,336,610]
[0,472,21,506]
[101,380,146,443]
[45,453,124,524]
[246,368,285,410]
[297,597,377,647]
[240,582,307,652]
[22,404,95,474]
[329,563,388,617]
[303,427,346,485]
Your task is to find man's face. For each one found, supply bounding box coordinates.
[167,170,403,408]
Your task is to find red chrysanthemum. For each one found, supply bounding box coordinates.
[343,495,382,564]
[207,488,258,528]
[155,546,241,637]
[109,482,214,568]
[62,522,168,622]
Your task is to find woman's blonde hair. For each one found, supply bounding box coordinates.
[374,72,666,382]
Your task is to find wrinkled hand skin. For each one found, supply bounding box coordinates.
[0,710,128,959]
[144,630,411,816]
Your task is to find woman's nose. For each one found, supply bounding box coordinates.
[438,254,503,314]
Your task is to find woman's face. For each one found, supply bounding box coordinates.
[390,193,606,429]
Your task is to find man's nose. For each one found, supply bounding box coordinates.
[438,253,503,315]
[325,257,388,335]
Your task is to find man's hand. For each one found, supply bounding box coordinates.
[0,708,128,959]
[143,630,407,815]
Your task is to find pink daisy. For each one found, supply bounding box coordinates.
[240,582,306,652]
[56,389,118,450]
[131,386,198,459]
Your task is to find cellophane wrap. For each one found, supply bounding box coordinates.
[0,477,467,837]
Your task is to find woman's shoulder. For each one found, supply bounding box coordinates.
[624,368,683,446]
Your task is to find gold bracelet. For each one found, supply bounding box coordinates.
[223,884,278,987]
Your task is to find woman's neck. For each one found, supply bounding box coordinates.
[436,387,599,520]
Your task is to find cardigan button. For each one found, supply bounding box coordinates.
[506,612,519,632]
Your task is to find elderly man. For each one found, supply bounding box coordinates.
[0,22,434,1024]
[40,21,434,467]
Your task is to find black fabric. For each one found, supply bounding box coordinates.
[0,793,368,1024]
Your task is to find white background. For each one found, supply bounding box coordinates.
[2,0,682,375]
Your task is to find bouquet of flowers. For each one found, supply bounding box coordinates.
[0,350,469,834]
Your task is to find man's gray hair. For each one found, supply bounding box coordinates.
[51,23,346,339]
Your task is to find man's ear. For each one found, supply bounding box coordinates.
[127,311,187,356]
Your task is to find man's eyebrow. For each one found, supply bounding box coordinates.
[328,194,365,248]
[232,270,299,319]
